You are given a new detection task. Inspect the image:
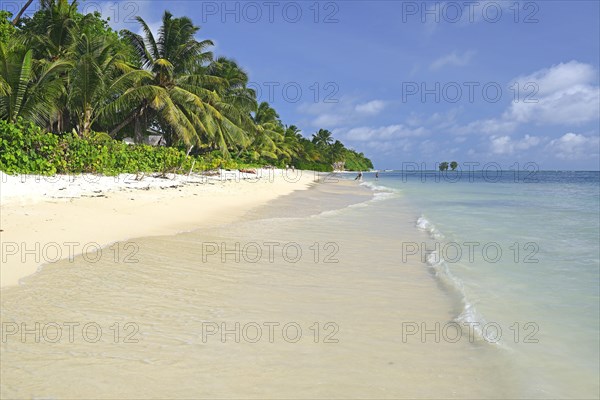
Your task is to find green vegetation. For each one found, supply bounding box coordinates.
[0,11,15,45]
[0,1,372,175]
[439,161,458,171]
[0,118,246,175]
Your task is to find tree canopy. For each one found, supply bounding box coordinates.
[0,1,373,172]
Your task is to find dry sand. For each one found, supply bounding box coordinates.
[0,169,316,287]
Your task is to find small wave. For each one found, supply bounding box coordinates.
[419,218,500,345]
[359,181,401,202]
[311,182,399,218]
[359,181,395,192]
[416,216,445,239]
[425,252,495,343]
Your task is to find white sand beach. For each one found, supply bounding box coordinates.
[0,169,315,287]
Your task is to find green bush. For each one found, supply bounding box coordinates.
[0,120,348,175]
[0,119,198,175]
[294,160,333,172]
[0,119,64,174]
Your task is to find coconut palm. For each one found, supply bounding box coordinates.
[20,0,80,60]
[117,11,251,152]
[67,33,152,137]
[204,56,257,154]
[249,102,287,161]
[0,40,70,126]
[312,128,334,148]
[329,140,346,163]
[17,0,108,133]
[278,125,304,163]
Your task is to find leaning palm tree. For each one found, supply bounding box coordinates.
[116,11,251,152]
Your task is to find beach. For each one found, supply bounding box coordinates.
[1,171,599,399]
[0,174,508,399]
[1,0,598,397]
[0,169,315,288]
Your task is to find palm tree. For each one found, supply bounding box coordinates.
[0,40,70,126]
[21,0,80,60]
[312,128,333,148]
[282,125,303,155]
[18,0,89,132]
[250,102,286,161]
[67,33,151,137]
[117,11,251,152]
[11,0,35,26]
[329,140,346,163]
[205,56,257,154]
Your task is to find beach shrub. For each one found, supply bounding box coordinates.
[0,119,357,175]
[0,119,200,175]
[294,160,333,172]
[0,119,64,174]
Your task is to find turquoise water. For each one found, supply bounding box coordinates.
[359,170,600,398]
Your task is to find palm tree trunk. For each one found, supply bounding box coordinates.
[134,117,143,144]
[82,108,92,137]
[11,0,35,26]
[109,107,140,138]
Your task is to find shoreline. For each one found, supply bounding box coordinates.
[0,169,316,288]
[0,171,512,399]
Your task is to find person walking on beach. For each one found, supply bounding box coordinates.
[375,171,379,180]
[355,171,363,181]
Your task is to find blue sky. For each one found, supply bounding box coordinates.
[17,0,599,169]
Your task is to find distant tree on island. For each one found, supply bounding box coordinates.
[439,162,449,171]
[450,161,458,171]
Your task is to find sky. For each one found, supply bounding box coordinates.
[10,0,599,169]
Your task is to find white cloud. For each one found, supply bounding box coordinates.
[451,61,600,136]
[297,98,388,128]
[506,61,600,125]
[430,50,475,70]
[454,118,518,135]
[406,109,461,130]
[312,113,346,127]
[344,125,427,141]
[490,134,541,155]
[512,61,596,96]
[546,133,600,160]
[355,100,386,115]
[365,139,414,154]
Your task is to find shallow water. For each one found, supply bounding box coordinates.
[364,170,600,399]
